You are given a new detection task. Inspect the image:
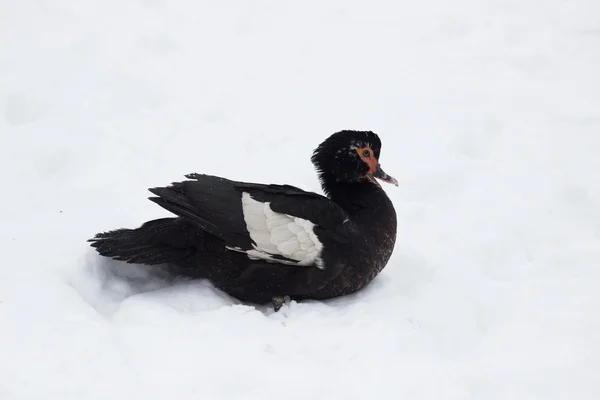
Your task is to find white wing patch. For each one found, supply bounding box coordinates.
[226,192,324,269]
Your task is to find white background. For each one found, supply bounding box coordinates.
[1,1,599,399]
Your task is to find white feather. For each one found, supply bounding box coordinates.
[232,192,324,268]
[287,222,301,234]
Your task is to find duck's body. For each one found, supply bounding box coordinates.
[89,130,398,310]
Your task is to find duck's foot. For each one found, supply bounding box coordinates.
[272,296,286,312]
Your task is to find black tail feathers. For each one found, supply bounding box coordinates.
[88,218,195,265]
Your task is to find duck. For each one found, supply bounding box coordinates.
[89,130,398,311]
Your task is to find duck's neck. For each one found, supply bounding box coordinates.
[321,177,397,233]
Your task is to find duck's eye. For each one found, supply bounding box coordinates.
[362,149,371,157]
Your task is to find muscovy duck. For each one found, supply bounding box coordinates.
[89,130,398,311]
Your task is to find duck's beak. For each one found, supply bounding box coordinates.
[370,164,398,187]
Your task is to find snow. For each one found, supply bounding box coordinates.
[1,0,599,398]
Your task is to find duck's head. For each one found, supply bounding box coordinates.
[311,130,398,193]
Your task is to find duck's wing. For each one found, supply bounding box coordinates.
[148,173,351,269]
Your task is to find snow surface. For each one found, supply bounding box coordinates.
[1,0,600,399]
